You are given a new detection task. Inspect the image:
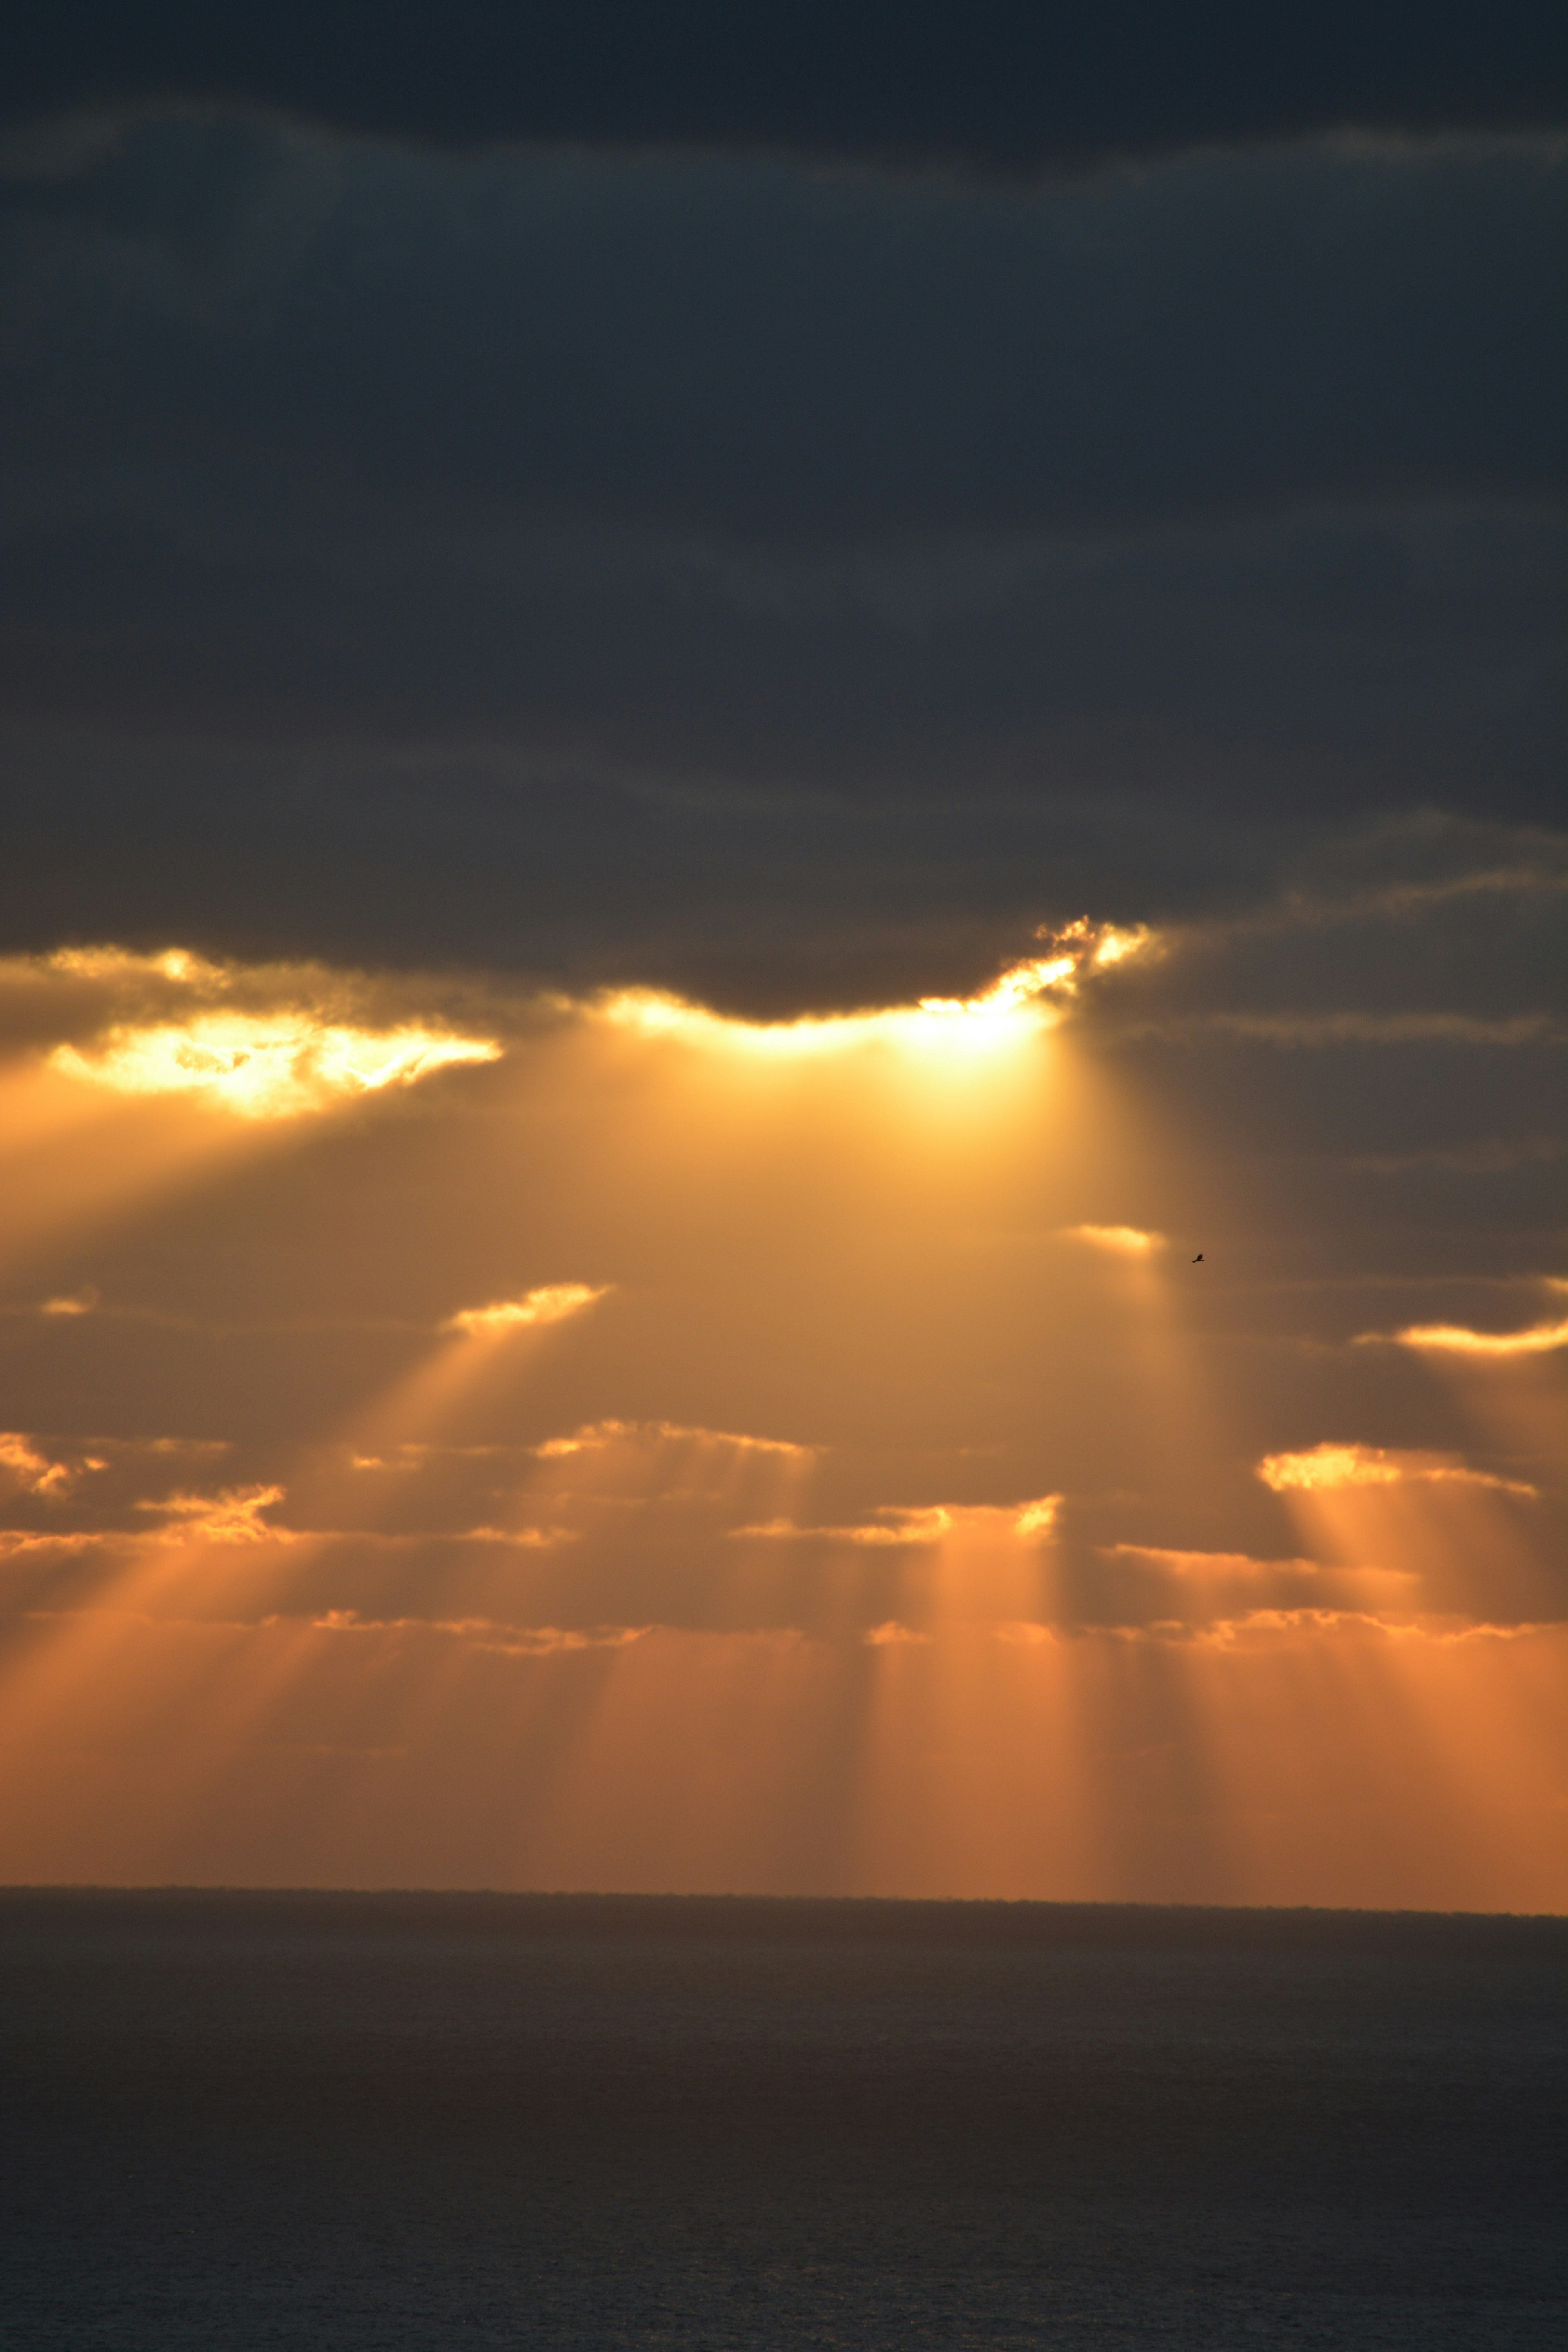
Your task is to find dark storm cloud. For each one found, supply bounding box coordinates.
[0,120,1563,998]
[4,127,1561,546]
[8,2,1565,173]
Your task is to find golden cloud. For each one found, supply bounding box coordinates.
[1102,1544,1314,1576]
[1059,1224,1165,1256]
[734,1506,951,1546]
[51,1015,498,1119]
[310,1611,646,1655]
[535,1419,810,1458]
[735,1496,1059,1545]
[1383,1317,1568,1356]
[0,1432,76,1496]
[134,1485,291,1542]
[1180,1609,1559,1651]
[41,947,216,985]
[443,1283,611,1336]
[1256,1443,1536,1497]
[1013,1497,1061,1536]
[595,922,1155,1064]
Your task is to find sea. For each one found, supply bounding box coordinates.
[1,1890,1563,2349]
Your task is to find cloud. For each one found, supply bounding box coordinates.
[135,1484,290,1541]
[594,931,1147,1059]
[1102,1544,1322,1577]
[0,942,505,1148]
[5,8,1561,173]
[536,1421,810,1459]
[1059,1224,1166,1256]
[1140,1011,1568,1048]
[1380,1316,1568,1355]
[310,1611,646,1655]
[0,940,511,1055]
[1256,1443,1537,1496]
[1346,1137,1565,1175]
[0,1432,77,1496]
[1013,1499,1061,1537]
[1088,1545,1422,1622]
[736,1508,951,1547]
[0,127,1561,1020]
[51,1014,498,1118]
[443,1284,610,1337]
[20,129,1556,559]
[735,1497,1060,1545]
[446,1526,574,1550]
[1174,1608,1567,1650]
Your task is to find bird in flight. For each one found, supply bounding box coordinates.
[1191,1252,1204,1263]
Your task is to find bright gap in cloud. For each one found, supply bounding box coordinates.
[596,922,1153,1062]
[51,1015,499,1118]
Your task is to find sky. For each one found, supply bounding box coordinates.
[1,6,1564,1907]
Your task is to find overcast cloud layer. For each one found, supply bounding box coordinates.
[2,110,1563,1004]
[11,2,1565,171]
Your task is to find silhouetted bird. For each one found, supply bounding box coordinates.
[1192,1252,1203,1263]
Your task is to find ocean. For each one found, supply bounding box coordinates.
[1,1891,1562,2348]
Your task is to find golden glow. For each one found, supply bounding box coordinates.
[2,922,1562,1911]
[0,1063,257,1277]
[443,1283,611,1336]
[51,1013,499,1118]
[0,1401,1561,1905]
[1060,1223,1166,1255]
[1388,1316,1568,1356]
[0,1608,1559,1905]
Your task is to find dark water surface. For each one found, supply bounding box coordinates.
[1,1891,1563,2349]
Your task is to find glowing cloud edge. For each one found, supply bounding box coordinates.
[443,1284,612,1337]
